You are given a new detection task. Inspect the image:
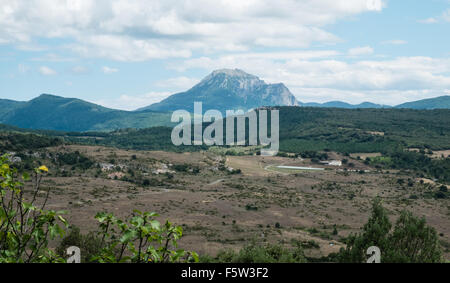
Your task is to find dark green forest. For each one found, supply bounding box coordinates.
[1,107,449,183]
[277,107,449,153]
[60,107,450,153]
[2,107,448,153]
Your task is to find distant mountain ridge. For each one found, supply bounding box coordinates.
[0,94,172,132]
[394,96,450,109]
[300,96,450,109]
[141,69,299,113]
[0,69,449,132]
[300,101,390,109]
[142,69,450,111]
[0,99,26,120]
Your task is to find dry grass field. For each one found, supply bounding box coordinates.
[25,145,450,260]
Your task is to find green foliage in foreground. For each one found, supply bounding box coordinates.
[91,211,198,263]
[56,226,103,263]
[57,211,199,263]
[335,198,443,263]
[0,156,68,263]
[0,156,197,263]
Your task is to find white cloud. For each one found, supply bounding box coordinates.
[31,53,75,62]
[71,66,87,74]
[172,53,450,105]
[418,17,438,24]
[168,50,340,72]
[156,76,200,91]
[16,44,47,51]
[39,66,57,75]
[381,40,407,45]
[348,46,374,56]
[71,35,192,62]
[102,66,119,74]
[0,0,385,61]
[93,92,172,111]
[418,9,450,24]
[443,9,450,22]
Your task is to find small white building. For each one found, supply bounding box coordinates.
[328,160,342,167]
[320,160,342,167]
[99,163,115,171]
[152,168,175,175]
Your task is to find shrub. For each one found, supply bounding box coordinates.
[56,226,103,263]
[0,155,198,263]
[92,211,198,263]
[58,151,94,170]
[385,211,442,263]
[0,155,68,263]
[333,225,338,236]
[245,204,258,211]
[209,242,306,263]
[336,198,443,263]
[173,164,189,172]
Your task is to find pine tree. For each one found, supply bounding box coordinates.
[337,198,391,262]
[385,211,442,263]
[336,198,443,263]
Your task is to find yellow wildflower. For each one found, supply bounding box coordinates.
[38,165,49,173]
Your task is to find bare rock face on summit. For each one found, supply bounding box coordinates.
[141,69,299,112]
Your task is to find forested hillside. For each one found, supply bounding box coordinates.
[277,107,450,153]
[2,107,449,153]
[0,94,173,131]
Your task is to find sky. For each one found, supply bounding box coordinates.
[0,0,450,110]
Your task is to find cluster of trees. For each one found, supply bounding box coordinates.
[332,198,443,263]
[83,127,206,152]
[57,151,94,170]
[172,164,200,174]
[298,151,329,161]
[0,132,62,152]
[368,150,450,184]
